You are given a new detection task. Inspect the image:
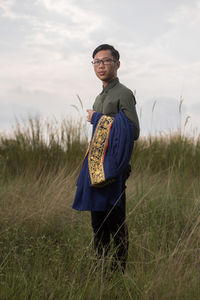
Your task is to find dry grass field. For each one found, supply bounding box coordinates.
[0,117,200,299]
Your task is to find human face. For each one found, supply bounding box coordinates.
[92,50,120,87]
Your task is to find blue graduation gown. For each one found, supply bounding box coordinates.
[72,110,134,211]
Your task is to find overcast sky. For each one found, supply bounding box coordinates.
[0,0,200,136]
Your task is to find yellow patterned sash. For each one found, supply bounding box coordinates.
[88,115,113,186]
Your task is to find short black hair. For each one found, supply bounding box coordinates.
[92,44,120,60]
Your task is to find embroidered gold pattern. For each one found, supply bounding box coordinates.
[88,115,113,186]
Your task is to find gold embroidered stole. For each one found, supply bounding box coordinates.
[88,115,113,186]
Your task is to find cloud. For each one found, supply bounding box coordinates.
[34,0,107,45]
[0,0,107,57]
[116,1,200,110]
[139,97,187,136]
[0,0,200,135]
[37,0,95,23]
[0,99,39,130]
[0,0,15,17]
[168,0,200,26]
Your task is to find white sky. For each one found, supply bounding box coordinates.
[0,0,200,136]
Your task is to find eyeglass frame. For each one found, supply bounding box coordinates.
[91,58,117,66]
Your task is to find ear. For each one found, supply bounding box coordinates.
[116,60,120,70]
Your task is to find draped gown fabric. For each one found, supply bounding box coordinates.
[72,110,134,211]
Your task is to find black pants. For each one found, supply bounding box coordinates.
[91,192,128,272]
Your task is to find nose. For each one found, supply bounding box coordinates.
[98,61,105,68]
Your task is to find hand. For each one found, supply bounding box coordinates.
[86,109,95,123]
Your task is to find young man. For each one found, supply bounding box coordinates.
[73,44,140,272]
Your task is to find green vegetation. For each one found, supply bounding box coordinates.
[0,117,200,299]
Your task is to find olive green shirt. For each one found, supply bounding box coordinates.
[93,77,140,140]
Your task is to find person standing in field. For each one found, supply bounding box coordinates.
[73,44,140,272]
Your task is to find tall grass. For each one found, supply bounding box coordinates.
[0,116,200,299]
[0,117,88,179]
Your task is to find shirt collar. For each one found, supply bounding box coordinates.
[101,77,119,94]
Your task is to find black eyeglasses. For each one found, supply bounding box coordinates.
[91,58,116,66]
